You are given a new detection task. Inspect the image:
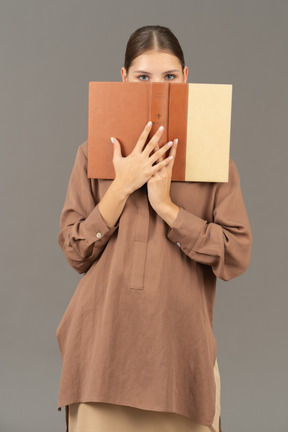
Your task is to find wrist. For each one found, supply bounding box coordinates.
[154,201,180,228]
[111,178,131,200]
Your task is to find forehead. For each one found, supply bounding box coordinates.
[130,50,182,72]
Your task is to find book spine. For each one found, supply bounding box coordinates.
[169,83,188,181]
[149,83,169,147]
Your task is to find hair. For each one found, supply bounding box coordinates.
[123,25,185,73]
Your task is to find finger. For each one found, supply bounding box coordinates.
[153,144,163,163]
[150,154,174,175]
[156,139,178,174]
[110,137,122,159]
[150,140,173,165]
[142,125,165,157]
[166,139,178,170]
[171,139,178,159]
[166,138,178,162]
[133,121,153,154]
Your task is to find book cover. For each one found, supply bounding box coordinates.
[87,81,232,182]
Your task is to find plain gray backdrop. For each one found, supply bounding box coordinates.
[1,1,287,431]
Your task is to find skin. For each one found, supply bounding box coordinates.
[98,50,189,228]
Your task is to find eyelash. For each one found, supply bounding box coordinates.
[137,74,176,81]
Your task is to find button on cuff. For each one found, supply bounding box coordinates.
[79,204,119,247]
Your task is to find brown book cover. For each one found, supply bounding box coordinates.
[87,82,232,182]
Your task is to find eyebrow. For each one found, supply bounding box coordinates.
[132,69,181,74]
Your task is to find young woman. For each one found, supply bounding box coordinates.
[56,25,252,432]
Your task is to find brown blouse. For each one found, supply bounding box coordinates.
[56,139,252,429]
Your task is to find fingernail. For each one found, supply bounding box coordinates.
[110,137,115,143]
[167,141,173,146]
[147,121,152,127]
[174,139,178,145]
[159,125,164,131]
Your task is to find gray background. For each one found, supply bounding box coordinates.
[0,1,287,431]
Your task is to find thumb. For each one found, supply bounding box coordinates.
[110,137,122,159]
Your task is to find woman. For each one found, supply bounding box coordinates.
[56,25,252,432]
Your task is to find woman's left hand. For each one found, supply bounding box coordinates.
[147,138,178,211]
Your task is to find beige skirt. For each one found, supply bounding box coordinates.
[67,359,221,432]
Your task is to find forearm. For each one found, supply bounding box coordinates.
[154,201,180,228]
[98,180,130,228]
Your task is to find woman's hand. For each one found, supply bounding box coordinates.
[110,121,174,197]
[147,136,180,227]
[146,136,178,208]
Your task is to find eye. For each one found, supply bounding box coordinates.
[165,74,176,80]
[138,75,149,81]
[137,74,177,81]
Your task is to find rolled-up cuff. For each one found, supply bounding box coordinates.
[167,206,207,253]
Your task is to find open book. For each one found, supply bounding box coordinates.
[87,81,232,182]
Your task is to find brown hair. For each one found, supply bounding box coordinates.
[124,25,185,73]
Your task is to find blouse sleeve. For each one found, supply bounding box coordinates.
[57,144,119,274]
[167,159,253,281]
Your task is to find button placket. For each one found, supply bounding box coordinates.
[130,188,150,290]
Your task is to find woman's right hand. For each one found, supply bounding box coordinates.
[110,121,174,197]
